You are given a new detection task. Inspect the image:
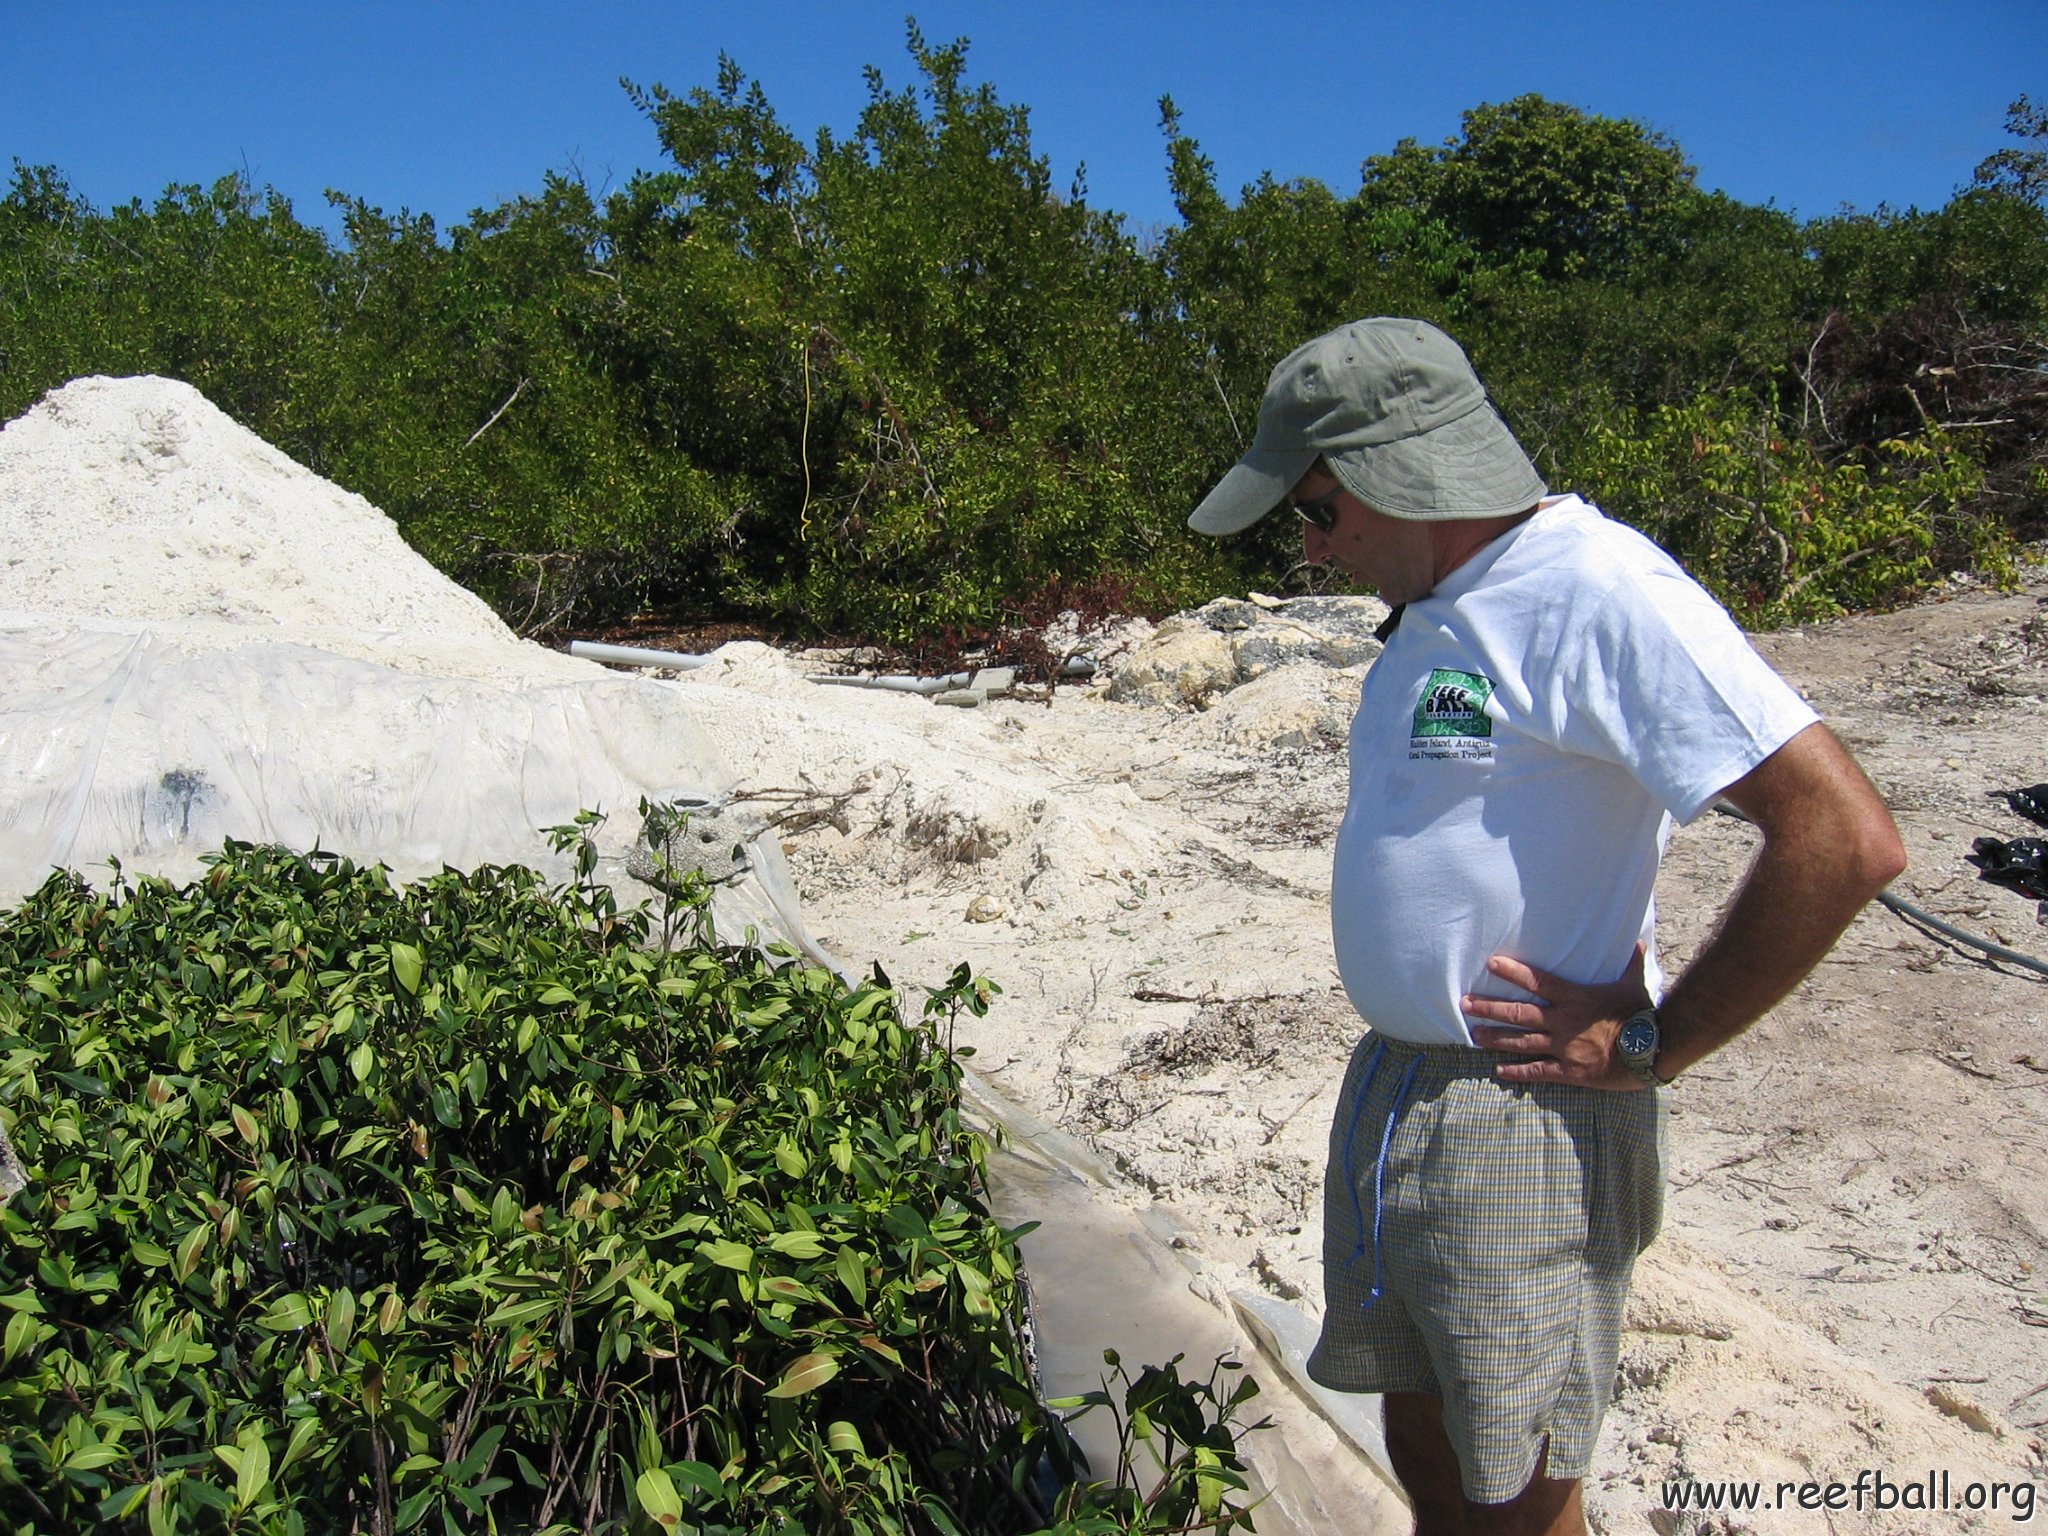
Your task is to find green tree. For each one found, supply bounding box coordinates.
[618,28,1231,637]
[1974,92,2048,206]
[1359,94,1698,281]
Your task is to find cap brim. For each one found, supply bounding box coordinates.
[1188,447,1318,535]
[1329,406,1545,521]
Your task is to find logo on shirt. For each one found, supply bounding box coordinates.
[1411,668,1495,760]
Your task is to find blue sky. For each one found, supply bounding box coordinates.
[5,2,2041,243]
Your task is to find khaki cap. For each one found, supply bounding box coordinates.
[1190,317,1546,533]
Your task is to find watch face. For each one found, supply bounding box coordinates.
[1619,1019,1657,1058]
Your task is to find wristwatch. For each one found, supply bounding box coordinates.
[1616,1005,1667,1089]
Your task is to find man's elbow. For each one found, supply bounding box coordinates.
[1817,775,1907,903]
[1730,723,1907,902]
[1850,813,1908,899]
[1773,799,1903,918]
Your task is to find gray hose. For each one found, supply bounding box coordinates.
[1709,799,2048,979]
[1876,889,2048,978]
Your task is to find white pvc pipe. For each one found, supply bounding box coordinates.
[569,640,714,671]
[807,672,971,695]
[572,639,1095,688]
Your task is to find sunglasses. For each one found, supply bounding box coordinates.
[1291,483,1344,532]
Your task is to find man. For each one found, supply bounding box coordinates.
[1188,318,1905,1536]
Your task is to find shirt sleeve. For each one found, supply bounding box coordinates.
[1541,560,1820,824]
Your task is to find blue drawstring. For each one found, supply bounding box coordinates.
[1367,1055,1422,1303]
[1339,1039,1422,1308]
[1338,1039,1388,1269]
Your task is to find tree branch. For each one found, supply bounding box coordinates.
[464,378,529,448]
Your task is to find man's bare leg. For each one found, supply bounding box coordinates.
[1382,1393,1586,1536]
[1383,1393,1467,1535]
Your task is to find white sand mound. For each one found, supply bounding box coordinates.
[0,376,548,669]
[0,377,807,960]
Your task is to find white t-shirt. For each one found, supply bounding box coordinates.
[1330,496,1819,1045]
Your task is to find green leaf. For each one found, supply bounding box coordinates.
[683,1335,731,1366]
[881,1205,929,1241]
[63,1442,127,1471]
[856,1334,902,1367]
[393,1485,436,1529]
[765,1229,825,1259]
[174,1224,208,1282]
[255,1293,313,1332]
[235,1430,271,1512]
[636,1467,685,1528]
[97,1483,150,1523]
[835,1247,868,1308]
[670,1460,725,1500]
[826,1420,864,1454]
[484,1296,560,1327]
[1046,1391,1114,1410]
[625,1274,676,1323]
[765,1351,839,1398]
[337,1124,387,1158]
[430,1081,461,1130]
[757,1275,818,1306]
[702,1239,753,1272]
[4,1308,53,1364]
[326,1288,357,1353]
[280,1416,325,1470]
[389,942,423,995]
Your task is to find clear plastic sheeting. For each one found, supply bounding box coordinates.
[0,616,833,971]
[963,1077,1409,1536]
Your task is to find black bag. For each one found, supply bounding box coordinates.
[1968,836,2048,901]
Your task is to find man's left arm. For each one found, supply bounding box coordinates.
[1466,722,1908,1088]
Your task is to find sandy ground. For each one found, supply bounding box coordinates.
[650,569,2048,1534]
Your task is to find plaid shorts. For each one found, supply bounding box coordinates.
[1306,1032,1664,1504]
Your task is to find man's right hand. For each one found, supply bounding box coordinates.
[1464,944,1655,1091]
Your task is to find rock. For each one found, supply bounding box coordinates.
[1924,1383,2007,1437]
[1107,627,1238,709]
[1108,593,1391,708]
[968,667,1017,696]
[628,798,757,888]
[932,689,982,707]
[1232,623,1331,680]
[1275,595,1393,654]
[1202,662,1359,749]
[1189,596,1263,632]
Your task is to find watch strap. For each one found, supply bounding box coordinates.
[1618,1004,1667,1089]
